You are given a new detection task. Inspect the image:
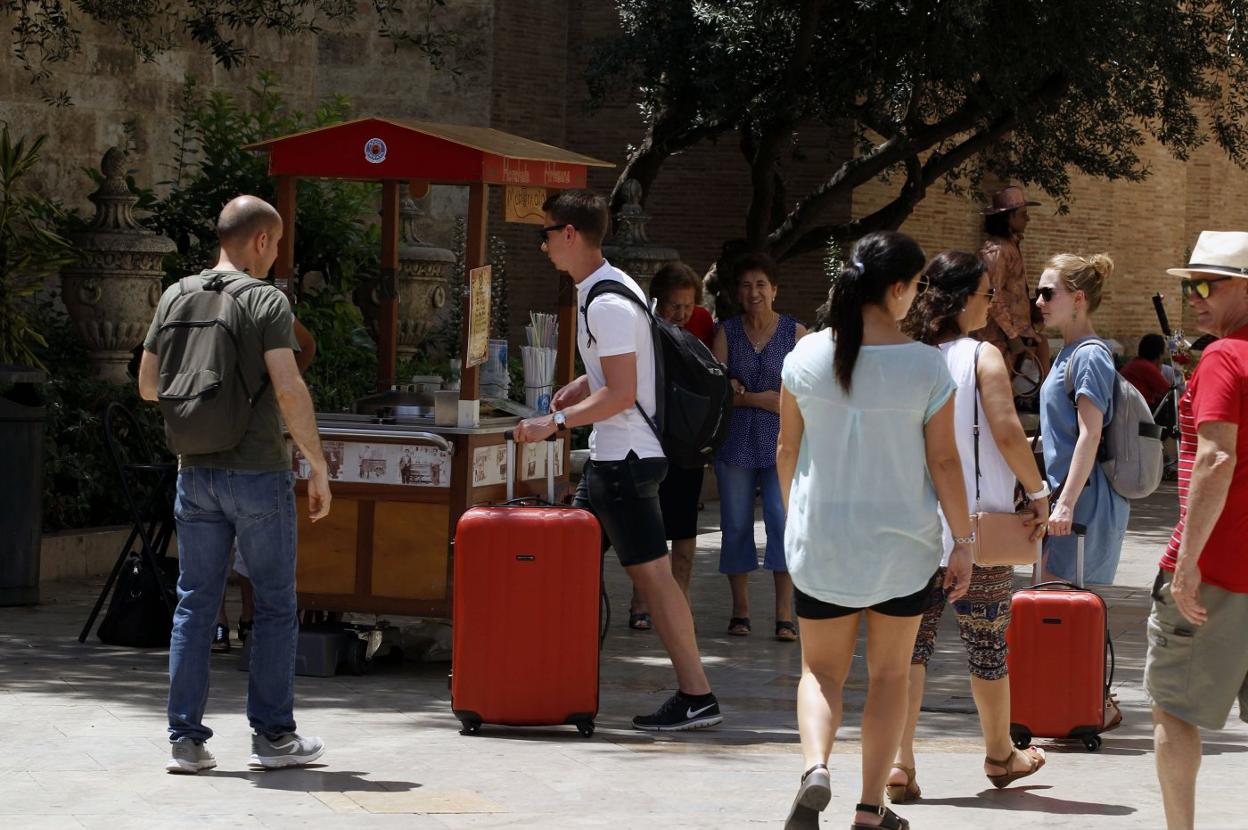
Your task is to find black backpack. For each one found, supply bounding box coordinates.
[155,273,271,455]
[583,280,733,469]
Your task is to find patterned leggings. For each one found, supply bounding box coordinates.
[910,564,1014,681]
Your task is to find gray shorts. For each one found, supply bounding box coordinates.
[1145,569,1248,730]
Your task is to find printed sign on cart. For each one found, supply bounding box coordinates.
[520,439,565,480]
[471,444,509,488]
[464,265,492,369]
[292,441,450,488]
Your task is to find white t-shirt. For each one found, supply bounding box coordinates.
[576,261,664,461]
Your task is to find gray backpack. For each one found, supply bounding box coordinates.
[1064,339,1165,499]
[155,273,271,455]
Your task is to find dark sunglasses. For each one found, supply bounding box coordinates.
[1181,276,1233,299]
[537,223,574,245]
[1036,286,1058,302]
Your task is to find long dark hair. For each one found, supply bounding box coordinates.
[828,230,926,393]
[901,251,987,345]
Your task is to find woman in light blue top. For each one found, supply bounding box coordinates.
[776,231,974,830]
[1036,252,1129,585]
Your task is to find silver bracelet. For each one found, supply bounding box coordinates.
[952,533,976,546]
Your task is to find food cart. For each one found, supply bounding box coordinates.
[246,119,612,621]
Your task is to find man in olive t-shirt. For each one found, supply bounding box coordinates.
[139,195,332,775]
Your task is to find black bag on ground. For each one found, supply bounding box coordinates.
[97,554,179,648]
[155,272,271,456]
[583,280,733,469]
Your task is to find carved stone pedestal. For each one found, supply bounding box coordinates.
[603,179,678,298]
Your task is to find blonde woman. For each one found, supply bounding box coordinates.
[1036,253,1128,584]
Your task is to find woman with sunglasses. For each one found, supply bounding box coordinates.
[777,231,973,830]
[1035,253,1129,585]
[886,252,1050,804]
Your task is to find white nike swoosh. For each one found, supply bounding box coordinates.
[686,704,716,719]
[270,741,298,752]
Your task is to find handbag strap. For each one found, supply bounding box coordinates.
[972,342,984,508]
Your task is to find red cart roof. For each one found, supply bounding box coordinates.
[244,118,614,187]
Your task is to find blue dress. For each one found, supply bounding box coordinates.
[1039,338,1130,585]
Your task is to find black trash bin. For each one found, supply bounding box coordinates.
[0,364,46,606]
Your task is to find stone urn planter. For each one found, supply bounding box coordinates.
[603,178,678,299]
[60,148,175,382]
[355,195,455,360]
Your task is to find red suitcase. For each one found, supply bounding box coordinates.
[1006,524,1116,751]
[451,434,602,737]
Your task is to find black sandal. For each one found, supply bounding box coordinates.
[850,802,908,830]
[775,620,799,642]
[210,623,231,654]
[727,616,751,636]
[784,763,830,829]
[628,611,652,631]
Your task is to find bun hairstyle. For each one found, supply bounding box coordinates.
[900,251,987,345]
[828,230,927,393]
[1047,252,1114,313]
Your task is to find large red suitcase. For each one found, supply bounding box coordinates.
[451,435,602,737]
[1006,525,1116,751]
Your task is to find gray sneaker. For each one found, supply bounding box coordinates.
[166,738,217,774]
[248,732,325,769]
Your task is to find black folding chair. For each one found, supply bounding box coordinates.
[78,402,179,642]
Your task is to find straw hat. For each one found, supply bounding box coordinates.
[981,185,1042,215]
[1166,231,1248,279]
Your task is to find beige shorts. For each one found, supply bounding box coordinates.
[1145,570,1248,730]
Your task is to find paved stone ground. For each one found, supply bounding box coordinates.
[2,481,1246,828]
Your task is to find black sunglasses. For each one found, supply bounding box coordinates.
[537,223,575,245]
[1036,286,1058,302]
[1181,276,1233,299]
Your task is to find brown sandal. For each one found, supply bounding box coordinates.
[985,747,1046,789]
[885,764,921,803]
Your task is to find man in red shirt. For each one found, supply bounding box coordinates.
[1121,333,1173,410]
[1148,231,1248,830]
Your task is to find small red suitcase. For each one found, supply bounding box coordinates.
[451,434,602,737]
[1006,524,1116,751]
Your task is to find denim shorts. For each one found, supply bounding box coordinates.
[574,452,669,568]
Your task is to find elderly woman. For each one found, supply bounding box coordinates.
[887,251,1051,804]
[627,261,715,629]
[713,253,806,641]
[1036,253,1128,584]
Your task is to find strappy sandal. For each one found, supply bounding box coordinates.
[627,611,652,631]
[728,617,751,636]
[775,620,799,642]
[850,802,909,829]
[783,763,830,829]
[985,746,1046,789]
[885,764,921,803]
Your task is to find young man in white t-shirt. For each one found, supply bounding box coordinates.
[513,189,721,731]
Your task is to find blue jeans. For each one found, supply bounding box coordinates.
[714,460,787,574]
[168,468,299,743]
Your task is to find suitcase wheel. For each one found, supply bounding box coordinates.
[343,639,371,676]
[576,720,595,739]
[1010,727,1032,750]
[459,717,482,736]
[1082,735,1102,752]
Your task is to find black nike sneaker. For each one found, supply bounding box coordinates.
[632,692,723,731]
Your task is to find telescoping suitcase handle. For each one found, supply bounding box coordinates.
[1030,522,1089,589]
[502,431,557,504]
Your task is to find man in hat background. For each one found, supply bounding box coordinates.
[1148,230,1248,830]
[979,185,1051,383]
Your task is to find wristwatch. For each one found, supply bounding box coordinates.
[553,411,568,432]
[1025,482,1052,501]
[952,532,976,546]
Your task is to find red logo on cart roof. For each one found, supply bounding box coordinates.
[364,138,388,164]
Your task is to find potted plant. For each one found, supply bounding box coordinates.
[0,124,77,605]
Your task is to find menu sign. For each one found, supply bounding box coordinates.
[465,264,492,368]
[504,185,547,224]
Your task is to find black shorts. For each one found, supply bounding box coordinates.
[573,452,669,568]
[795,570,942,620]
[658,462,704,540]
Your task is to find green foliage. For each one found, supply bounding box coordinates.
[2,0,476,106]
[591,1,1248,265]
[142,73,381,411]
[30,295,168,532]
[0,124,77,368]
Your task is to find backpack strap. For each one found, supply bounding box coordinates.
[581,279,665,442]
[1063,338,1113,403]
[213,275,276,406]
